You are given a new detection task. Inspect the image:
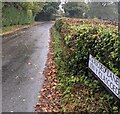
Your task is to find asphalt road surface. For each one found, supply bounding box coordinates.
[2,22,53,112]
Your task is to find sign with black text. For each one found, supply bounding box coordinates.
[88,54,120,99]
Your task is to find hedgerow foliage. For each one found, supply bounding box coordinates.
[54,18,119,112]
[2,2,45,27]
[55,18,119,77]
[2,6,34,27]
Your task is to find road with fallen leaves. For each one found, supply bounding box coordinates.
[2,22,53,112]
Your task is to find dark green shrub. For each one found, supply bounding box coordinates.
[54,18,119,78]
[54,18,119,113]
[54,19,65,32]
[2,6,34,27]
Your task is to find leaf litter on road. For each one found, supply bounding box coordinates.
[35,31,62,112]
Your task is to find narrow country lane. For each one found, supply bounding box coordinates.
[2,22,54,112]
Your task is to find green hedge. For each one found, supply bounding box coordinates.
[54,18,120,77]
[2,6,34,27]
[54,18,119,112]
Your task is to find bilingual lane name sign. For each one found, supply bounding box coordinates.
[88,54,120,99]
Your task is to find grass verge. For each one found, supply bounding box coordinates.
[1,22,42,36]
[1,24,29,35]
[2,25,25,33]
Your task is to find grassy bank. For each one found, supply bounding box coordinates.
[51,18,119,113]
[1,24,30,36]
[2,25,27,34]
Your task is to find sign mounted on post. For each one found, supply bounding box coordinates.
[88,54,120,99]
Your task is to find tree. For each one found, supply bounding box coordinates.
[63,2,89,18]
[3,2,45,16]
[32,2,45,16]
[18,2,45,16]
[87,2,118,21]
[35,2,60,21]
[2,2,45,26]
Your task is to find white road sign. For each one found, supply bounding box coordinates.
[89,54,120,99]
